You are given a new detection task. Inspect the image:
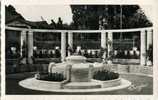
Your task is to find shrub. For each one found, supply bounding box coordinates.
[36,72,65,82]
[93,70,119,81]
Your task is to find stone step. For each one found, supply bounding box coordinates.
[63,82,101,89]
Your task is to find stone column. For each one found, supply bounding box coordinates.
[147,29,153,50]
[140,30,147,65]
[68,32,73,56]
[61,32,66,62]
[28,30,34,64]
[20,30,26,57]
[101,32,107,48]
[107,32,113,58]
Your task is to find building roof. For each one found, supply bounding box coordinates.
[6,5,51,29]
[24,20,50,29]
[5,5,25,24]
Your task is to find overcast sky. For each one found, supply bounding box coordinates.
[10,5,73,24]
[6,4,153,25]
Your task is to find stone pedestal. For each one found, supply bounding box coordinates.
[70,65,89,82]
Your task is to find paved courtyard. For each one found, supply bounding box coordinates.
[6,72,153,95]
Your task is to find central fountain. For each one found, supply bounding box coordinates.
[19,55,131,93]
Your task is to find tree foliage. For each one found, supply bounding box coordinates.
[70,5,153,30]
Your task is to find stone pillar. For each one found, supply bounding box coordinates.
[101,32,107,48]
[147,29,153,50]
[68,32,73,56]
[140,30,147,65]
[28,30,34,64]
[20,30,26,57]
[61,32,66,62]
[88,64,94,82]
[107,32,113,57]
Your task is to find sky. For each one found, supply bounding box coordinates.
[6,4,153,25]
[10,5,73,24]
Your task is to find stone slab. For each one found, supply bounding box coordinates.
[63,82,101,89]
[19,78,131,93]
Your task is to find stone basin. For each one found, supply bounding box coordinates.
[66,55,87,64]
[19,55,132,93]
[48,55,111,82]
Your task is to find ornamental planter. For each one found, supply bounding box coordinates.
[34,78,63,89]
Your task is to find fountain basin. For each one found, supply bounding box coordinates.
[49,62,106,82]
[19,55,131,93]
[19,77,131,93]
[63,82,101,89]
[91,78,121,88]
[19,78,63,90]
[66,55,87,64]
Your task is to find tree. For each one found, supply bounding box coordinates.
[6,5,24,21]
[56,17,63,29]
[7,5,16,15]
[70,5,152,30]
[127,9,152,28]
[49,19,56,29]
[71,5,99,30]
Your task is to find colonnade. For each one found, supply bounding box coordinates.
[6,26,153,65]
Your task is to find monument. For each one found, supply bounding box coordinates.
[19,55,131,93]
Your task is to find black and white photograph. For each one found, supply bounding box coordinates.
[4,3,154,95]
[1,0,158,100]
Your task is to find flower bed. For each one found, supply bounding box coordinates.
[92,70,121,88]
[35,72,66,82]
[93,70,119,81]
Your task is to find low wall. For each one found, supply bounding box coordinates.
[6,59,153,76]
[129,65,153,75]
[110,64,153,75]
[90,64,152,75]
[6,63,49,74]
[113,59,140,64]
[34,58,61,64]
